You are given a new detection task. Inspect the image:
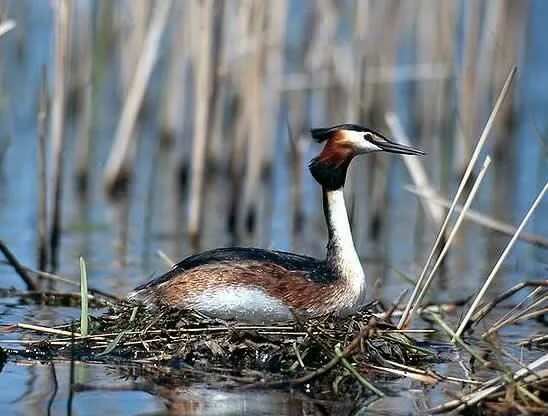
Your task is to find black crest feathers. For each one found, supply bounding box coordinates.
[310,124,366,143]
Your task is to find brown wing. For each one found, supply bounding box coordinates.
[145,260,345,314]
[133,247,332,295]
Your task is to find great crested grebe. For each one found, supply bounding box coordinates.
[129,124,424,322]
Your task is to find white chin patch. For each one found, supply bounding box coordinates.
[342,130,382,153]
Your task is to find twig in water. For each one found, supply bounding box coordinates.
[47,360,59,416]
[365,362,440,384]
[403,156,492,328]
[518,334,548,347]
[429,354,547,413]
[486,340,544,383]
[428,313,488,365]
[455,181,548,338]
[429,312,544,408]
[334,345,385,397]
[13,323,78,337]
[291,342,305,369]
[67,322,75,416]
[383,288,408,321]
[398,66,517,329]
[0,240,36,290]
[484,297,548,337]
[0,259,120,301]
[0,289,108,306]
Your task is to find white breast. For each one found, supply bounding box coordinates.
[186,286,293,322]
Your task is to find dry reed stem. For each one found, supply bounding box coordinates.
[482,285,545,333]
[456,181,548,337]
[104,0,172,193]
[74,1,94,195]
[429,312,544,409]
[282,63,450,91]
[237,1,265,239]
[286,122,305,236]
[405,186,548,248]
[15,323,79,338]
[430,354,547,413]
[161,1,186,143]
[483,293,548,337]
[263,0,287,151]
[118,2,150,96]
[0,259,119,300]
[456,0,480,173]
[0,19,15,37]
[0,289,105,305]
[380,358,482,385]
[404,156,492,327]
[156,250,175,267]
[385,112,444,226]
[518,334,548,347]
[398,66,517,328]
[365,363,439,384]
[49,0,71,271]
[468,281,547,329]
[187,0,213,248]
[203,1,225,167]
[37,66,49,271]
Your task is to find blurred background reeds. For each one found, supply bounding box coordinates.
[0,0,546,302]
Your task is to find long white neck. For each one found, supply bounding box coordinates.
[323,188,366,301]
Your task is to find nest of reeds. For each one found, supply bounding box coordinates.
[9,300,438,399]
[100,300,433,363]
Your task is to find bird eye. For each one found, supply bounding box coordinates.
[363,132,375,141]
